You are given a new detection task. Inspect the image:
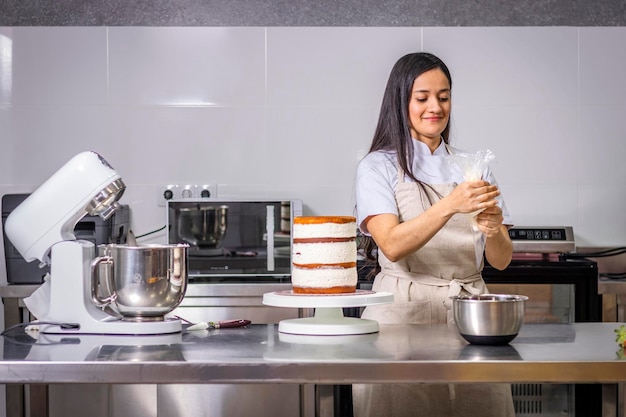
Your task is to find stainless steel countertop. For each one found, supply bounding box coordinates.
[1,322,625,385]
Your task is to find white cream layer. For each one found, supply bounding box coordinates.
[291,266,357,288]
[293,221,356,239]
[292,241,356,265]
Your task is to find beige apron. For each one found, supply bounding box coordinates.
[352,165,515,417]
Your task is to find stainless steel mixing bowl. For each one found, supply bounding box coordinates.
[91,243,189,321]
[450,294,528,345]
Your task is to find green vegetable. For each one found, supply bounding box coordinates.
[615,325,626,347]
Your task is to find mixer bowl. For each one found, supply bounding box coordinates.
[177,205,228,247]
[91,243,189,320]
[450,294,528,345]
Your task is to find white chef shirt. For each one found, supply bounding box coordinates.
[355,139,512,235]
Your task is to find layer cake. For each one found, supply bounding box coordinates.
[291,216,357,294]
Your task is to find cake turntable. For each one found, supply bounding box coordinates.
[262,290,393,335]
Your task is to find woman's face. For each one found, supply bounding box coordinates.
[408,68,451,151]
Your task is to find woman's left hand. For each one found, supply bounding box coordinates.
[475,205,504,237]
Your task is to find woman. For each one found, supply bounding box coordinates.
[352,52,515,416]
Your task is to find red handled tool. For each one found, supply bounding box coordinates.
[175,316,251,331]
[208,319,251,329]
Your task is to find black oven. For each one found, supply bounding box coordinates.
[483,257,600,322]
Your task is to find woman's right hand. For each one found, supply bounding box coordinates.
[445,180,500,215]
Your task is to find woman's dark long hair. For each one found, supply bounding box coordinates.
[370,52,452,182]
[358,52,453,279]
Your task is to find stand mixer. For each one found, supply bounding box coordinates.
[4,151,184,335]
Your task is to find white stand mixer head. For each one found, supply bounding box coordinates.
[4,151,125,265]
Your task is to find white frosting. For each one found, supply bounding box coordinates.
[291,218,357,290]
[292,241,356,265]
[291,266,357,288]
[293,221,356,239]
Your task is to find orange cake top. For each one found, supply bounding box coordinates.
[293,216,356,225]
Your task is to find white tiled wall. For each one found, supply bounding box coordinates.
[1,26,625,289]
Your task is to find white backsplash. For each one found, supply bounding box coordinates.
[1,26,626,288]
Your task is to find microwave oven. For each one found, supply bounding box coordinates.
[166,199,302,281]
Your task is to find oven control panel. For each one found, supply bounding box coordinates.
[509,226,575,253]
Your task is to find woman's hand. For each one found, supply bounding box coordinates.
[447,180,512,270]
[477,204,513,270]
[443,180,500,215]
[475,205,504,237]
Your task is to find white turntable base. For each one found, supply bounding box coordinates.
[263,290,393,335]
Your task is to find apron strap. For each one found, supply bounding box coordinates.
[444,278,482,309]
[380,268,483,310]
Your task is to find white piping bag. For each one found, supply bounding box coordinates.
[446,149,496,267]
